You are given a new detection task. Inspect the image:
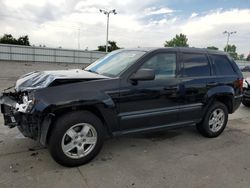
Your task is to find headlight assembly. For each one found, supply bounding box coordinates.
[15,93,34,113]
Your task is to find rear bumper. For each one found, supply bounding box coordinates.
[243,90,250,101]
[232,95,242,113]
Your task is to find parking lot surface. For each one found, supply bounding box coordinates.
[0,61,250,188]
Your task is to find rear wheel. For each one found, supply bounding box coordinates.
[196,102,228,138]
[48,111,105,167]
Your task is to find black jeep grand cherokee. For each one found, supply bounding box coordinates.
[0,47,243,166]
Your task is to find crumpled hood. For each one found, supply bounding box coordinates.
[15,69,109,92]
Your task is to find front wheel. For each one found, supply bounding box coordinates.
[48,111,105,167]
[196,102,228,138]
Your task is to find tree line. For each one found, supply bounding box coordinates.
[163,33,248,61]
[0,34,30,46]
[0,33,249,61]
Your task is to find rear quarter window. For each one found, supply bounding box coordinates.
[210,54,236,75]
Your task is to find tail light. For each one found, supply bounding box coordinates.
[238,78,244,92]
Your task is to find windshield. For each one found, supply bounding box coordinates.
[85,50,146,77]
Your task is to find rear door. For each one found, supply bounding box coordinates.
[178,52,212,122]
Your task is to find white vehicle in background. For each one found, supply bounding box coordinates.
[243,78,250,107]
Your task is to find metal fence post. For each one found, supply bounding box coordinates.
[73,50,76,63]
[9,45,12,61]
[90,52,93,63]
[33,46,35,63]
[54,49,56,63]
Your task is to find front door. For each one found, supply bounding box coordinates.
[118,52,180,131]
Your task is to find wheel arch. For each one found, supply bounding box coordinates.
[205,85,235,114]
[39,103,116,146]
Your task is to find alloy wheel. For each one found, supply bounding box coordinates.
[61,123,97,159]
[208,108,225,132]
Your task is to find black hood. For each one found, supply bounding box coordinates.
[15,69,109,92]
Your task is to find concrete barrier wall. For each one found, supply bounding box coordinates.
[0,44,107,64]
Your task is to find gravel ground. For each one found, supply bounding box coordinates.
[0,61,250,188]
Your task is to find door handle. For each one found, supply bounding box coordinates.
[164,86,178,90]
[207,82,218,87]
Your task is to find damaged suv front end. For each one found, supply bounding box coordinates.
[0,68,111,143]
[1,90,38,139]
[0,50,146,158]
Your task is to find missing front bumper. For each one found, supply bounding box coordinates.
[1,103,39,139]
[1,103,18,128]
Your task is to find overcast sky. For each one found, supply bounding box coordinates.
[0,0,250,55]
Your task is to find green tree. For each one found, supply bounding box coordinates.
[246,54,250,61]
[97,41,120,52]
[164,33,189,47]
[238,54,245,60]
[0,34,30,46]
[17,35,30,46]
[224,44,238,60]
[207,46,218,50]
[0,34,17,44]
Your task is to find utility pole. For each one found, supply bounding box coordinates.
[223,31,236,52]
[99,9,117,52]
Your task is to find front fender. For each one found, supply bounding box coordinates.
[36,93,118,146]
[32,80,120,146]
[31,78,119,113]
[33,90,115,113]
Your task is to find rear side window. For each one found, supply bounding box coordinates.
[210,54,236,75]
[181,53,210,77]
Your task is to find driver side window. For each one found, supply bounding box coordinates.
[141,53,176,79]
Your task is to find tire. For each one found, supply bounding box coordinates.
[196,102,228,138]
[242,98,250,107]
[48,111,105,167]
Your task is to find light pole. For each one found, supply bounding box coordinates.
[99,9,117,52]
[223,31,236,52]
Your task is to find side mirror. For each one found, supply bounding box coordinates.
[130,68,155,81]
